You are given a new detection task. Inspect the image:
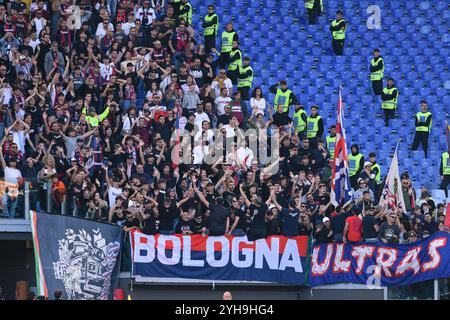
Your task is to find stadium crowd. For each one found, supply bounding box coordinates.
[0,0,447,247]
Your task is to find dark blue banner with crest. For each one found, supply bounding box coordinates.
[30,211,123,300]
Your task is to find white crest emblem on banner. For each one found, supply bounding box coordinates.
[53,228,121,300]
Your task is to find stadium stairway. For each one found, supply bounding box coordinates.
[190,0,450,189]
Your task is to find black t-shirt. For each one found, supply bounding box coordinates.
[233,208,247,230]
[248,203,267,231]
[158,204,179,231]
[331,212,350,235]
[280,208,300,236]
[175,219,196,234]
[190,66,208,87]
[207,203,229,235]
[123,217,140,229]
[362,215,379,239]
[141,215,159,235]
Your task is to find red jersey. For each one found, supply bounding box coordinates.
[346,215,363,242]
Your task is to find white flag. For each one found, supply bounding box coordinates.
[378,144,407,213]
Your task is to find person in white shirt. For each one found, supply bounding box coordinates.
[135,1,156,27]
[249,87,267,115]
[194,120,214,144]
[193,103,210,130]
[193,139,208,165]
[103,164,126,208]
[99,55,115,81]
[29,32,40,51]
[96,19,114,43]
[221,116,239,139]
[9,119,30,154]
[236,140,254,168]
[214,87,232,115]
[31,10,47,37]
[211,69,233,98]
[0,145,21,218]
[122,13,136,35]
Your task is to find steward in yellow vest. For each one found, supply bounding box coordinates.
[412,100,432,158]
[381,77,399,126]
[325,125,337,159]
[305,0,324,25]
[179,0,192,25]
[440,151,450,197]
[269,80,299,113]
[202,5,218,53]
[237,56,253,101]
[368,152,381,185]
[370,48,384,95]
[348,144,365,189]
[306,105,324,148]
[227,40,242,85]
[329,10,346,55]
[292,104,308,139]
[218,22,238,70]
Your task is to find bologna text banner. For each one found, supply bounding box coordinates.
[131,231,310,286]
[310,232,450,287]
[30,211,123,300]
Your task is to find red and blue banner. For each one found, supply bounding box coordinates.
[131,231,310,286]
[309,232,450,287]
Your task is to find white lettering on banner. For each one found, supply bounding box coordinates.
[254,237,279,270]
[157,235,181,265]
[375,248,398,278]
[134,234,155,263]
[351,245,375,275]
[231,237,254,268]
[333,243,351,273]
[133,234,305,272]
[395,247,422,276]
[206,237,230,267]
[279,239,303,272]
[311,244,334,276]
[182,236,205,267]
[422,237,447,271]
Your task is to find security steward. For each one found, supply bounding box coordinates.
[329,10,346,55]
[368,152,381,187]
[306,105,324,148]
[219,22,238,69]
[305,0,324,25]
[292,104,308,139]
[178,0,193,26]
[348,144,365,190]
[269,80,299,114]
[440,150,450,198]
[202,5,219,54]
[411,100,432,158]
[370,48,384,95]
[326,125,337,159]
[381,77,399,126]
[227,40,242,85]
[237,56,253,101]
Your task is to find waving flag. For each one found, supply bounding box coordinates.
[378,142,406,213]
[330,90,352,207]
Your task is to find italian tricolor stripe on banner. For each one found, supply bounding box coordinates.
[30,210,48,297]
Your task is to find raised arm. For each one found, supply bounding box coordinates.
[239,183,252,207]
[192,176,209,208]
